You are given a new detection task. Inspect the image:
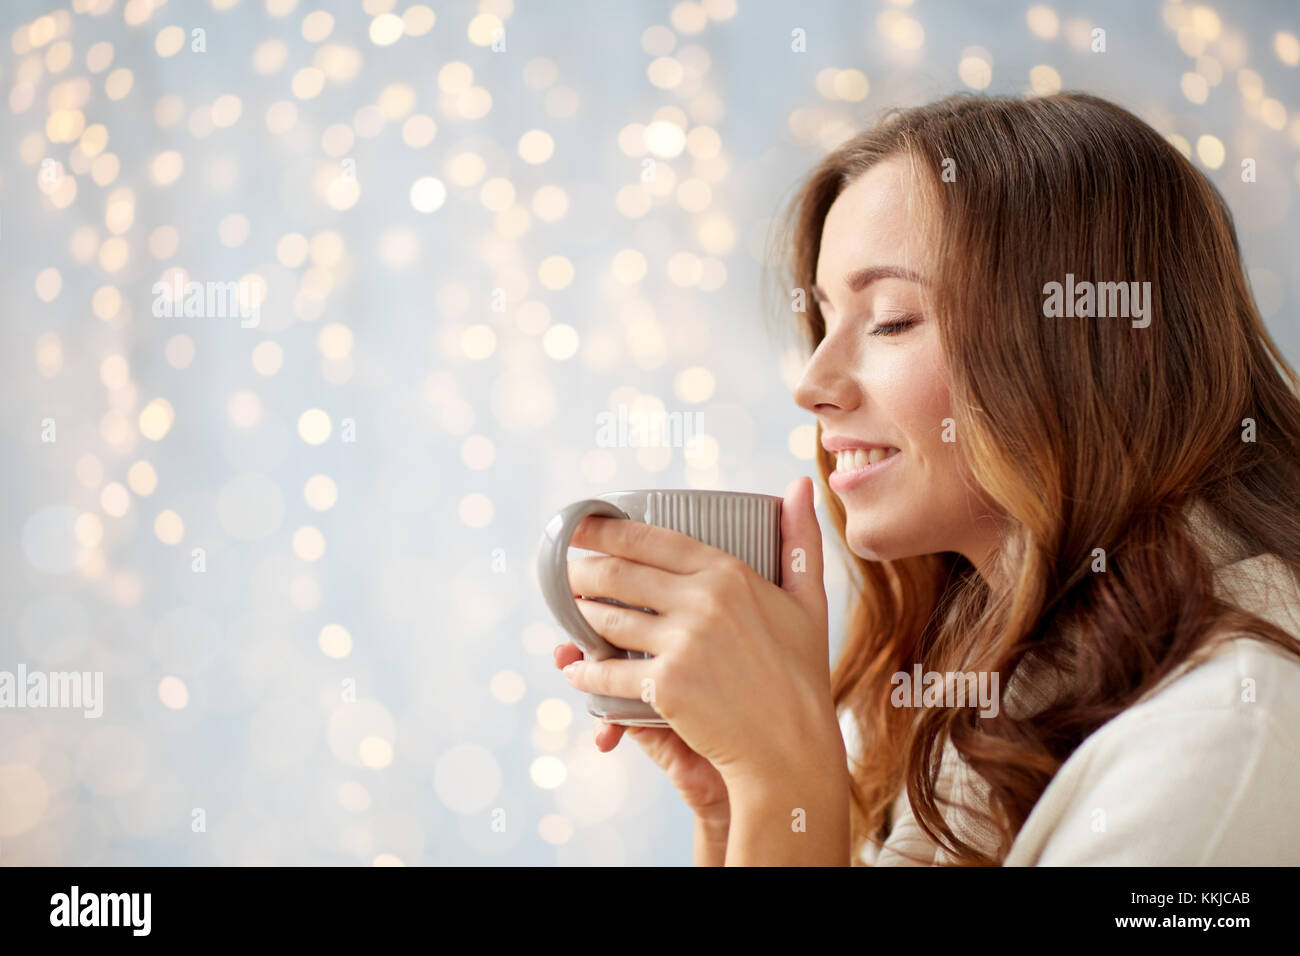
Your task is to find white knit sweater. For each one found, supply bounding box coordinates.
[842,513,1300,866]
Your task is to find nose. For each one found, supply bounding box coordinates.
[793,331,861,416]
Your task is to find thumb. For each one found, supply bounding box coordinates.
[780,475,826,618]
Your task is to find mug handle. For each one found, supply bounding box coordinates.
[537,498,633,661]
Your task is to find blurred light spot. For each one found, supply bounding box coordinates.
[74,512,103,548]
[154,509,184,545]
[833,69,869,101]
[127,460,157,496]
[1182,72,1209,103]
[404,6,436,36]
[467,13,503,46]
[158,675,189,709]
[35,332,62,376]
[101,482,130,517]
[410,177,446,212]
[531,185,568,221]
[218,213,250,247]
[139,398,174,441]
[877,10,924,50]
[1026,4,1059,38]
[611,249,647,284]
[459,493,493,527]
[460,435,495,469]
[35,267,62,301]
[228,390,262,428]
[529,755,566,789]
[370,13,404,45]
[542,324,579,360]
[644,120,686,157]
[293,526,326,561]
[460,324,496,359]
[538,255,574,290]
[0,765,49,837]
[149,226,179,259]
[518,129,554,164]
[674,366,715,403]
[1277,31,1300,66]
[304,474,338,510]
[298,408,332,444]
[1196,133,1225,168]
[302,10,334,42]
[292,67,325,99]
[648,57,684,89]
[251,341,284,377]
[490,670,526,703]
[1029,64,1062,96]
[150,150,183,186]
[788,423,818,460]
[537,698,573,731]
[538,815,574,845]
[100,354,129,389]
[165,335,195,369]
[958,47,993,89]
[319,623,352,658]
[318,323,354,359]
[671,2,708,34]
[359,736,393,768]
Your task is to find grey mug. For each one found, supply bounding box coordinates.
[537,489,783,726]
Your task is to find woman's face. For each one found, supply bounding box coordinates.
[794,155,1004,576]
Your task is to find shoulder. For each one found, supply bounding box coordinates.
[1006,635,1300,865]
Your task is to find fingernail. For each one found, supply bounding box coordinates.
[562,662,581,680]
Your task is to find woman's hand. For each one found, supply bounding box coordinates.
[559,476,845,796]
[552,641,730,825]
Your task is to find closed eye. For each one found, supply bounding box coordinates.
[871,314,919,336]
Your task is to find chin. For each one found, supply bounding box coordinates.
[844,517,909,564]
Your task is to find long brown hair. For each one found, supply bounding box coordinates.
[769,92,1300,865]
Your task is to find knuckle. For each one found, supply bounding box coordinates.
[598,603,622,636]
[597,556,623,593]
[693,587,726,623]
[625,519,654,552]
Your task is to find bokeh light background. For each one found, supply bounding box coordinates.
[2,0,1298,865]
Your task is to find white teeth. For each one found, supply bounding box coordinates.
[834,448,898,471]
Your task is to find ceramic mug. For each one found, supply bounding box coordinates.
[537,489,783,726]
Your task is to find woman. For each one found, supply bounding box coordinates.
[553,92,1300,865]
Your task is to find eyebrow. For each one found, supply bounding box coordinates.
[811,265,926,304]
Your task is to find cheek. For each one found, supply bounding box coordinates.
[882,355,953,459]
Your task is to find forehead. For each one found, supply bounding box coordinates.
[816,156,930,286]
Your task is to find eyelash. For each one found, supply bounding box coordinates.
[871,314,919,336]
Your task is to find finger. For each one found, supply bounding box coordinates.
[562,654,653,701]
[781,475,827,620]
[575,596,670,654]
[570,515,712,575]
[593,719,626,752]
[553,642,584,668]
[566,555,682,616]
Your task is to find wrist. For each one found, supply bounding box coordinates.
[721,712,850,800]
[694,802,731,838]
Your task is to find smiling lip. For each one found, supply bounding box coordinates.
[827,449,900,492]
[822,434,901,493]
